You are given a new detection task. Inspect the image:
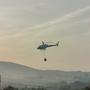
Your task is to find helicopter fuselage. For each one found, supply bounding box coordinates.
[37,44,58,50]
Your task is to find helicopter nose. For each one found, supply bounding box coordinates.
[37,46,40,49]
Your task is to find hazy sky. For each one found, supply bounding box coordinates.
[0,0,90,71]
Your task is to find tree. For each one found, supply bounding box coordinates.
[3,86,18,90]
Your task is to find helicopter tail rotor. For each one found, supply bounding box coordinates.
[56,41,59,46]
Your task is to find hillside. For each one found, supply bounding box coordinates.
[0,61,90,87]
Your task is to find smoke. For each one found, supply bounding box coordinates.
[0,6,90,40]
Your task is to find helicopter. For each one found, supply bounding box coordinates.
[37,41,59,61]
[37,41,59,50]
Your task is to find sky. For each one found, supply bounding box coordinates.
[0,0,90,71]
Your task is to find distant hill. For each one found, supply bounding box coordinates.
[0,61,90,87]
